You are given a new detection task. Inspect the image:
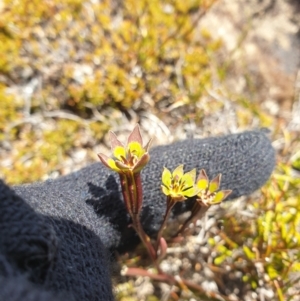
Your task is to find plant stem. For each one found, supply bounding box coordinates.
[174,201,209,237]
[132,214,156,260]
[124,267,231,301]
[119,172,144,215]
[119,171,160,269]
[131,214,162,272]
[156,196,176,252]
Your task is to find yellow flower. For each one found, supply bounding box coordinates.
[161,165,199,201]
[98,124,152,173]
[196,169,232,205]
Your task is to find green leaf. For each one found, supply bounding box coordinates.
[263,210,275,242]
[266,264,280,280]
[243,245,255,260]
[214,254,227,265]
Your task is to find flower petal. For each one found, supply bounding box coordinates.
[115,160,131,171]
[128,141,145,158]
[181,168,196,189]
[133,153,150,173]
[173,164,184,178]
[196,169,209,190]
[162,167,172,188]
[109,131,124,152]
[170,193,186,202]
[113,145,127,160]
[161,185,170,196]
[107,158,122,172]
[144,137,153,152]
[183,186,199,198]
[97,153,111,169]
[212,190,232,204]
[209,174,222,193]
[127,124,143,145]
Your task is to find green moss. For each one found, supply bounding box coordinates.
[0,86,23,141]
[1,0,222,184]
[1,0,220,113]
[214,163,300,299]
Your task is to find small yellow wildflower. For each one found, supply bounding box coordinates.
[196,169,232,205]
[161,164,199,201]
[98,124,152,174]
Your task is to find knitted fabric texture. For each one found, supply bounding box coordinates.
[0,180,57,282]
[0,129,275,301]
[0,180,114,301]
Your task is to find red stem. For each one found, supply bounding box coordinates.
[119,173,131,214]
[156,196,176,251]
[124,267,231,301]
[119,172,143,215]
[131,214,158,264]
[133,172,143,214]
[119,172,159,267]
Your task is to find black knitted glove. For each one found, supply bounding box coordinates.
[0,252,68,301]
[0,180,114,301]
[0,129,275,301]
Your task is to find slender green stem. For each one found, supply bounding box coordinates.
[155,196,176,252]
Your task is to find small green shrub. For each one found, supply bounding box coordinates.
[211,162,300,300]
